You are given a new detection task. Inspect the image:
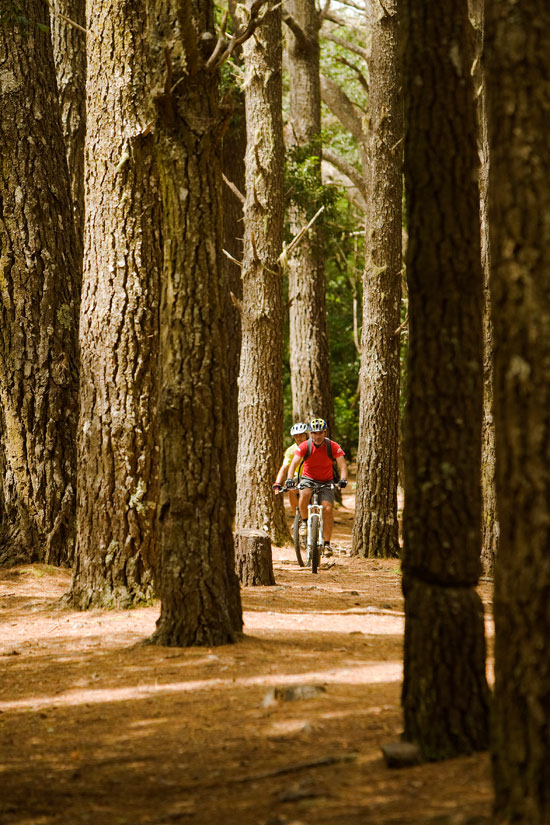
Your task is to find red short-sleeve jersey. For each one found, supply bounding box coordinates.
[295,438,345,482]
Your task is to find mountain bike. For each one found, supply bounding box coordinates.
[286,480,334,574]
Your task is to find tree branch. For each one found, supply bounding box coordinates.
[336,55,369,95]
[322,148,367,201]
[321,31,369,61]
[223,173,245,204]
[281,10,309,51]
[207,0,276,71]
[320,75,365,146]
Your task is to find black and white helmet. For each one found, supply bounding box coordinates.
[290,422,308,435]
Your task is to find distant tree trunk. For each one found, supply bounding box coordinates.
[401,0,490,759]
[50,0,86,248]
[486,2,550,821]
[222,90,245,484]
[150,0,243,646]
[352,0,402,560]
[470,0,498,576]
[284,0,334,431]
[235,0,288,545]
[68,0,160,608]
[0,2,79,568]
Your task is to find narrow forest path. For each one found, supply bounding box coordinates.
[0,491,494,825]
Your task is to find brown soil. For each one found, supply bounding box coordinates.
[0,489,494,825]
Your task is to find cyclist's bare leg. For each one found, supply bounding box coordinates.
[299,487,312,521]
[288,489,299,514]
[322,500,334,541]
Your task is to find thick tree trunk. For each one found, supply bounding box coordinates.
[235,0,288,545]
[401,0,490,759]
[68,0,160,608]
[0,2,79,568]
[285,0,334,432]
[485,2,550,821]
[150,0,243,646]
[50,0,86,248]
[352,0,402,560]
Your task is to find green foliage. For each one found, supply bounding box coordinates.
[0,0,49,30]
[284,138,339,228]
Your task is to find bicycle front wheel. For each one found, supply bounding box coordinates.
[292,512,305,567]
[309,514,320,574]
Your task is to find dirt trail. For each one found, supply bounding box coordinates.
[0,491,493,825]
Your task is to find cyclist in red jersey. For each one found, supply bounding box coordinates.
[286,418,348,556]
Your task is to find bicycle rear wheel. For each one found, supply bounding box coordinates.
[309,515,320,574]
[292,512,305,567]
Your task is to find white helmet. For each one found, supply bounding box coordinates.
[290,422,308,435]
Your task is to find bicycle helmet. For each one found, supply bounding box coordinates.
[309,418,327,432]
[290,422,308,435]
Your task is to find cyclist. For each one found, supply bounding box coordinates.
[285,418,348,557]
[272,422,308,515]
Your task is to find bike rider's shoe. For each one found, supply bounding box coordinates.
[299,519,307,535]
[323,542,333,557]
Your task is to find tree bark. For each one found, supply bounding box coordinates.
[50,0,86,249]
[352,0,402,560]
[485,2,550,821]
[401,0,490,759]
[0,1,79,568]
[235,530,276,586]
[222,88,245,485]
[150,0,243,646]
[235,0,289,545]
[285,0,334,432]
[68,0,160,608]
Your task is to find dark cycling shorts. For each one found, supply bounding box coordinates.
[299,477,335,504]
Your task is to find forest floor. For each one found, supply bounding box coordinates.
[0,486,494,825]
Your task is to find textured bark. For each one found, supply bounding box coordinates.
[235,530,276,586]
[69,0,160,608]
[50,0,86,247]
[352,0,402,560]
[485,2,550,821]
[470,0,498,577]
[235,0,288,545]
[401,0,490,759]
[285,0,334,431]
[150,0,243,646]
[0,2,79,567]
[222,91,245,484]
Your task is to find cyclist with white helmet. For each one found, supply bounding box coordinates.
[285,418,348,556]
[272,422,309,515]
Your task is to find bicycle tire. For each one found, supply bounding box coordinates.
[292,512,305,567]
[310,515,320,574]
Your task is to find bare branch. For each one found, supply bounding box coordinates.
[223,249,243,268]
[281,10,308,50]
[44,0,88,34]
[322,148,367,201]
[208,0,282,71]
[223,173,245,204]
[205,9,229,69]
[279,206,325,266]
[335,55,369,94]
[321,31,369,61]
[320,75,365,146]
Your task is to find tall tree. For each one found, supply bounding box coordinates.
[486,1,550,820]
[352,0,402,560]
[401,0,490,759]
[68,0,160,608]
[283,0,334,431]
[0,1,79,568]
[234,0,288,545]
[150,0,243,645]
[50,0,86,246]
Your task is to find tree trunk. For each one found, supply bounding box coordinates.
[235,530,276,586]
[352,0,402,560]
[235,0,288,545]
[0,1,79,568]
[485,2,550,821]
[285,0,334,432]
[50,0,86,249]
[150,0,243,647]
[222,89,245,485]
[401,0,490,759]
[68,0,160,608]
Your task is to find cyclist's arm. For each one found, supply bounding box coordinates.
[287,453,302,480]
[274,462,287,486]
[336,455,348,481]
